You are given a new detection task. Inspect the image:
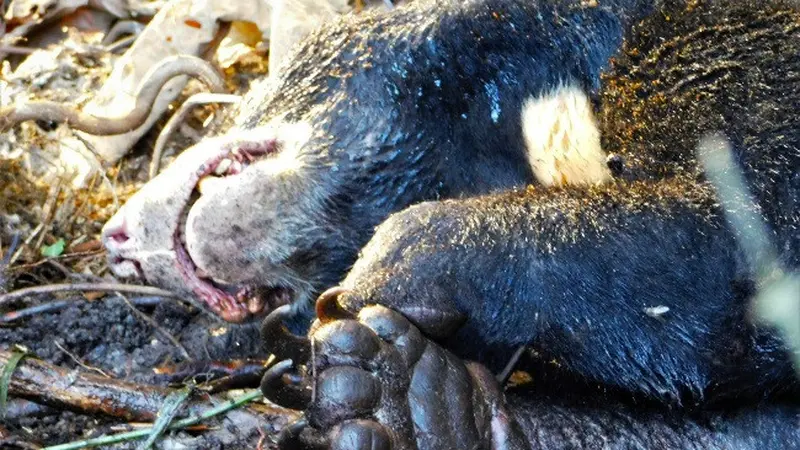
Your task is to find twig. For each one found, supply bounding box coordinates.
[149,93,241,178]
[34,181,63,254]
[0,437,41,450]
[1,300,71,323]
[0,45,35,55]
[1,349,175,421]
[0,233,19,292]
[42,389,265,450]
[102,20,146,46]
[496,346,527,386]
[311,334,317,404]
[0,283,177,306]
[118,292,192,361]
[9,222,43,267]
[53,341,112,379]
[45,259,72,278]
[256,427,269,450]
[0,55,227,135]
[1,234,19,267]
[106,34,138,53]
[697,135,781,282]
[0,349,297,425]
[1,296,163,324]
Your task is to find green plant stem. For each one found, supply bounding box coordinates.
[43,389,264,450]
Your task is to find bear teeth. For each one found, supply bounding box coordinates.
[197,175,225,195]
[214,158,233,175]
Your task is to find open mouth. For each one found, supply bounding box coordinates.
[172,139,294,323]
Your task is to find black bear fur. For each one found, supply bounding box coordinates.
[260,0,800,448]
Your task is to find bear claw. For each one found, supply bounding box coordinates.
[262,301,525,449]
[261,359,312,410]
[261,305,312,364]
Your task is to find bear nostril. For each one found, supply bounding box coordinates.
[107,230,130,244]
[102,222,131,246]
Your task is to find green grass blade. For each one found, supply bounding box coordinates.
[0,348,28,418]
[136,386,192,450]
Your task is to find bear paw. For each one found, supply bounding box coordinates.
[261,292,527,449]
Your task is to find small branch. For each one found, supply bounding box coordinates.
[102,21,146,46]
[0,55,227,135]
[149,92,241,178]
[0,45,35,55]
[118,293,192,361]
[496,345,527,386]
[144,358,272,390]
[0,349,298,426]
[7,249,105,272]
[0,283,177,306]
[53,341,112,379]
[1,296,163,323]
[2,300,71,323]
[1,349,176,421]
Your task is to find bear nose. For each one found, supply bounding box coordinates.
[102,214,131,249]
[105,227,130,245]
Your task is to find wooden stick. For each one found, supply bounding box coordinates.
[1,349,176,421]
[0,283,177,306]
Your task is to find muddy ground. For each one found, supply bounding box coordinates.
[0,283,285,448]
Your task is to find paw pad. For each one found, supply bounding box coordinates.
[261,294,513,449]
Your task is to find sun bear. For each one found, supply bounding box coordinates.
[103,0,799,447]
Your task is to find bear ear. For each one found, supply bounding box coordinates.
[521,84,612,187]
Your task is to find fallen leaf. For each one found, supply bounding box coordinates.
[41,238,66,257]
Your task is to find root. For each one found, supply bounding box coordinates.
[0,55,227,136]
[149,92,241,179]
